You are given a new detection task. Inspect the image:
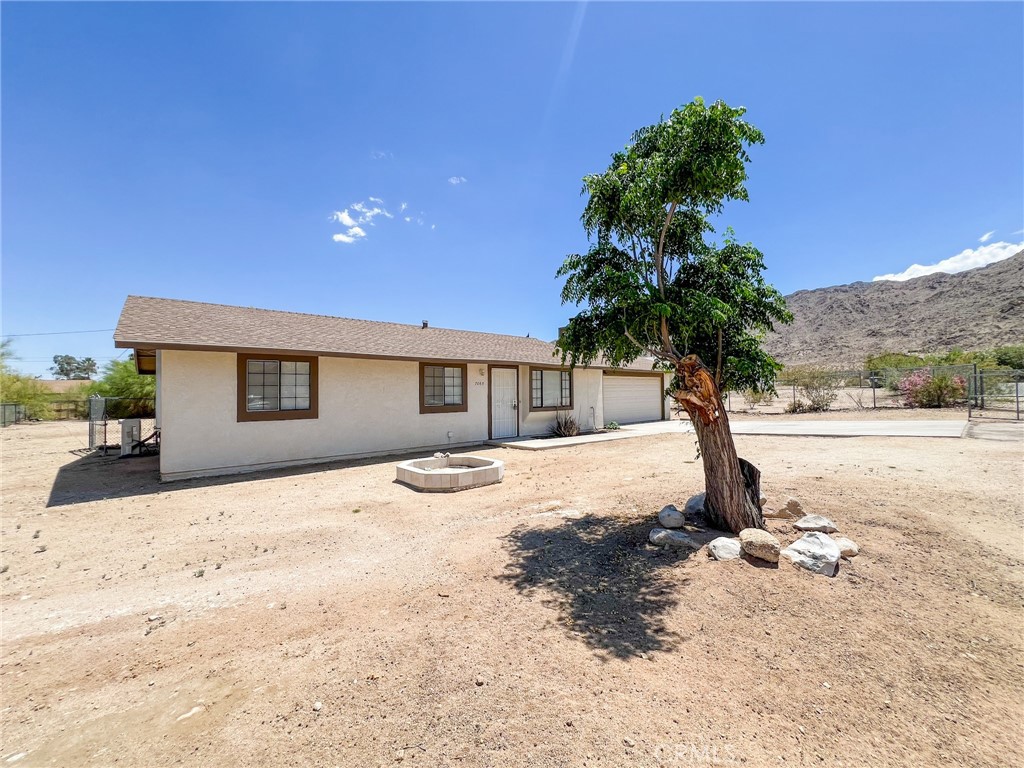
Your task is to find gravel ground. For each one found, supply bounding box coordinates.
[1,419,1022,767]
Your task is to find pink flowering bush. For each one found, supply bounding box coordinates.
[898,369,967,408]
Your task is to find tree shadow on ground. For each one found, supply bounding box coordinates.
[500,514,703,659]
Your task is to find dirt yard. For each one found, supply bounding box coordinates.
[2,420,1022,767]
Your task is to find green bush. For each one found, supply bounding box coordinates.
[779,365,839,411]
[898,370,967,408]
[742,388,773,407]
[993,345,1024,370]
[0,372,54,420]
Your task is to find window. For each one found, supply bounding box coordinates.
[530,367,571,410]
[419,362,468,414]
[237,354,318,422]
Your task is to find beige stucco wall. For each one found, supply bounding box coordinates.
[159,351,495,480]
[157,352,619,480]
[519,367,604,436]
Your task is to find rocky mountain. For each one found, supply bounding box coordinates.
[765,251,1023,368]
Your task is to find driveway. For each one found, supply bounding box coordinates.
[489,417,969,449]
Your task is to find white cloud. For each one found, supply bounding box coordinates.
[431,224,436,230]
[872,240,1023,281]
[331,198,439,243]
[448,176,467,185]
[1014,228,1024,235]
[979,230,995,243]
[370,150,392,160]
[330,210,358,227]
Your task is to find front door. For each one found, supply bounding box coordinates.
[490,367,519,439]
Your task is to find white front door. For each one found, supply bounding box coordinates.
[490,367,519,439]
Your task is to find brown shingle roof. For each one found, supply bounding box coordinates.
[114,295,576,366]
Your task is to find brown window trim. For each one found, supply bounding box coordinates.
[237,353,319,422]
[528,366,573,412]
[419,362,469,414]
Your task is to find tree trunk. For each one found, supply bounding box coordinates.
[673,355,764,533]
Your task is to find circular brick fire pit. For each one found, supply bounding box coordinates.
[396,454,504,492]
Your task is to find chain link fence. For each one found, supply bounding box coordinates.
[1,403,27,427]
[969,369,1024,420]
[725,364,1021,419]
[88,396,157,453]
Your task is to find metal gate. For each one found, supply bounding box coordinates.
[968,370,1024,421]
[88,396,158,453]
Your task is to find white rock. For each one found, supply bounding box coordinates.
[738,528,781,563]
[781,532,841,576]
[649,527,696,548]
[762,508,793,520]
[833,537,859,558]
[658,504,685,529]
[684,492,706,517]
[794,514,839,533]
[708,537,742,561]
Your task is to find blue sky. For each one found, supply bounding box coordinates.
[3,1,1022,377]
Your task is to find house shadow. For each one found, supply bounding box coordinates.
[47,444,496,508]
[499,514,702,660]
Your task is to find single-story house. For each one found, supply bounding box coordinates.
[114,296,673,481]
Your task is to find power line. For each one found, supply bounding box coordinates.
[3,329,115,337]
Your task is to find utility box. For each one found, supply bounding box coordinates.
[120,418,141,457]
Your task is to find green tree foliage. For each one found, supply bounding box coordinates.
[864,352,925,371]
[557,99,791,392]
[87,359,156,400]
[0,340,54,419]
[50,354,98,380]
[993,345,1024,370]
[556,98,791,533]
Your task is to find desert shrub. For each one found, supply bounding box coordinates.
[993,345,1024,371]
[84,359,156,417]
[742,388,773,407]
[785,399,809,414]
[865,352,925,371]
[0,372,54,419]
[550,411,580,437]
[0,341,54,419]
[898,369,966,408]
[605,421,620,430]
[780,365,839,411]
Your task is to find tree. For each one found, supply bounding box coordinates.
[50,354,98,380]
[85,359,156,418]
[556,98,792,533]
[0,339,54,419]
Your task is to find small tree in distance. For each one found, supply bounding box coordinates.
[556,98,792,534]
[50,354,98,380]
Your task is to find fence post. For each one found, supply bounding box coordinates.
[1017,380,1020,421]
[980,373,986,411]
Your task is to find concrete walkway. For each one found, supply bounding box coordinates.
[487,418,968,450]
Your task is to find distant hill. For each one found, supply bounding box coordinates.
[765,251,1024,368]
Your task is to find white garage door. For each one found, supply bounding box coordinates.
[603,375,663,425]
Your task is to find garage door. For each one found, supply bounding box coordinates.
[602,375,663,425]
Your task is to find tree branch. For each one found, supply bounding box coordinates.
[655,201,678,299]
[623,324,666,360]
[715,327,723,386]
